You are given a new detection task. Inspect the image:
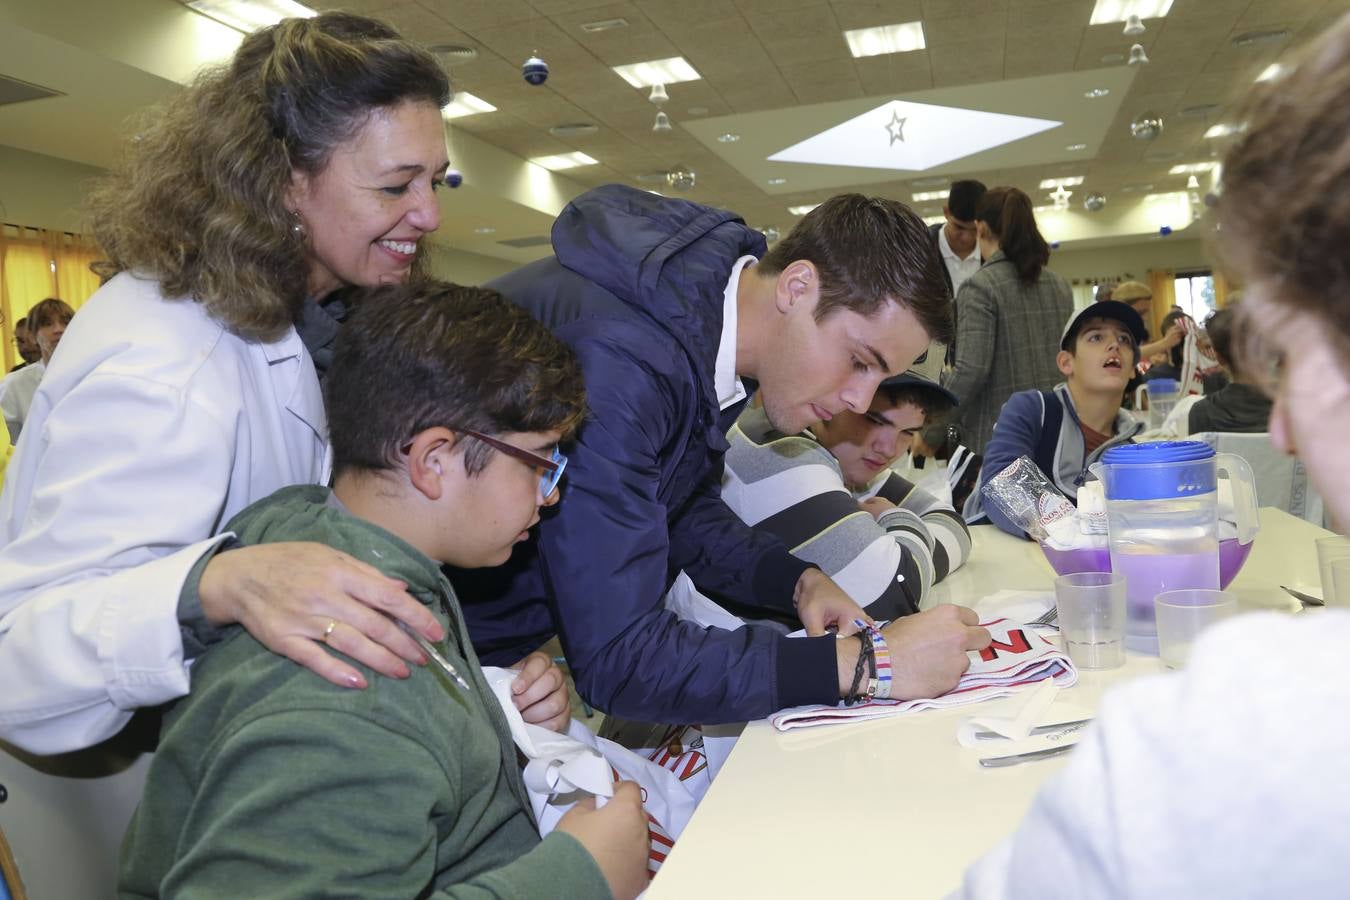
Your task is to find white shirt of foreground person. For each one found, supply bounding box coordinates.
[0,272,330,754]
[955,611,1350,900]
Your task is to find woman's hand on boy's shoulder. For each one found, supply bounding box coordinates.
[510,651,572,732]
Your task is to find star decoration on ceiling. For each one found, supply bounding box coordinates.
[1050,185,1073,210]
[885,110,907,146]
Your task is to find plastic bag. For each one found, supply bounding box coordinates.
[979,456,1078,545]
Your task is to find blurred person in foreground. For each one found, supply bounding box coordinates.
[956,14,1350,898]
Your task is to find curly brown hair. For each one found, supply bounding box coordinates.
[87,12,450,341]
[1216,12,1350,353]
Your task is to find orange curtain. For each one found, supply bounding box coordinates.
[1146,268,1176,337]
[46,231,103,311]
[0,226,103,371]
[0,226,58,372]
[1213,270,1232,308]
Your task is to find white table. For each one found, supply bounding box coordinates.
[647,508,1330,899]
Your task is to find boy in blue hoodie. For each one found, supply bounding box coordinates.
[971,301,1147,537]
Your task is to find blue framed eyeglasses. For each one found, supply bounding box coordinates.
[461,429,568,498]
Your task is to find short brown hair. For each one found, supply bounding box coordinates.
[876,383,953,421]
[1216,11,1350,360]
[759,194,953,345]
[27,298,74,330]
[88,12,449,342]
[326,282,587,477]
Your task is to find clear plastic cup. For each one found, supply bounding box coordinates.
[1054,572,1127,669]
[1317,536,1350,606]
[1154,589,1237,669]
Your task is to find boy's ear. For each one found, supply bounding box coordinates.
[406,427,459,502]
[1056,348,1075,378]
[775,260,817,315]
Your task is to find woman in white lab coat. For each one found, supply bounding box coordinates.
[0,12,451,755]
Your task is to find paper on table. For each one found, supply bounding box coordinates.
[770,618,1078,732]
[976,589,1057,627]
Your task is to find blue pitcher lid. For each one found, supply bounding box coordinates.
[1145,377,1179,392]
[1099,440,1216,500]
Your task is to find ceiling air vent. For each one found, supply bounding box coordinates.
[427,44,478,66]
[497,236,553,249]
[0,74,64,108]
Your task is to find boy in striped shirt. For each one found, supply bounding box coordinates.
[723,369,971,622]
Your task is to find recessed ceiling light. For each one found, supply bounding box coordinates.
[1040,176,1084,188]
[767,177,787,185]
[1203,123,1242,139]
[922,215,946,226]
[1120,183,1156,193]
[531,151,599,171]
[1084,88,1110,99]
[1089,0,1173,26]
[549,122,599,137]
[843,21,926,58]
[579,17,628,33]
[473,227,496,235]
[611,57,700,88]
[911,190,947,202]
[1145,191,1188,201]
[442,92,497,119]
[183,0,315,33]
[1256,63,1288,83]
[427,44,479,66]
[1169,162,1220,174]
[1178,103,1222,119]
[717,133,741,143]
[788,204,820,216]
[1066,143,1088,151]
[910,175,950,188]
[1033,205,1059,214]
[1231,29,1290,48]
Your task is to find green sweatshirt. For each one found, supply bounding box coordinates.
[119,485,612,900]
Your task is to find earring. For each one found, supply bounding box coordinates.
[290,214,306,239]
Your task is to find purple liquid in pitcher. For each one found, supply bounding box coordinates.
[1112,551,1220,646]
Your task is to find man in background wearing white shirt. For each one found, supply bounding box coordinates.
[0,298,73,442]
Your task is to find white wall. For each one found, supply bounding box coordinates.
[0,144,102,233]
[1050,238,1213,287]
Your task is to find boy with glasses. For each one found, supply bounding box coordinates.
[121,282,649,899]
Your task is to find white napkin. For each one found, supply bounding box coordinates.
[976,589,1056,626]
[480,666,614,801]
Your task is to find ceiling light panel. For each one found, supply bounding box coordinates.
[531,151,599,171]
[1040,176,1084,188]
[911,190,947,202]
[185,0,314,33]
[788,204,820,216]
[1169,162,1219,174]
[1256,64,1288,83]
[923,215,946,226]
[611,57,701,88]
[844,22,926,59]
[1089,0,1174,26]
[442,92,497,119]
[1203,123,1241,139]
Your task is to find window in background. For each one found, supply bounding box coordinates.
[1174,271,1215,321]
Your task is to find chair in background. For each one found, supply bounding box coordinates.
[1193,431,1326,527]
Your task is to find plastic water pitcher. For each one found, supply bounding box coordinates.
[1088,441,1259,652]
[1135,377,1180,430]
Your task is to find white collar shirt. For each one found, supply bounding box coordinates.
[715,255,757,411]
[939,225,982,297]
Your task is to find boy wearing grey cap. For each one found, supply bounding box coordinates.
[969,302,1147,537]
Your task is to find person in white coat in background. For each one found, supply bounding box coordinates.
[957,14,1350,899]
[0,12,451,756]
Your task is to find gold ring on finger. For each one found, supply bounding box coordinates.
[322,620,339,642]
